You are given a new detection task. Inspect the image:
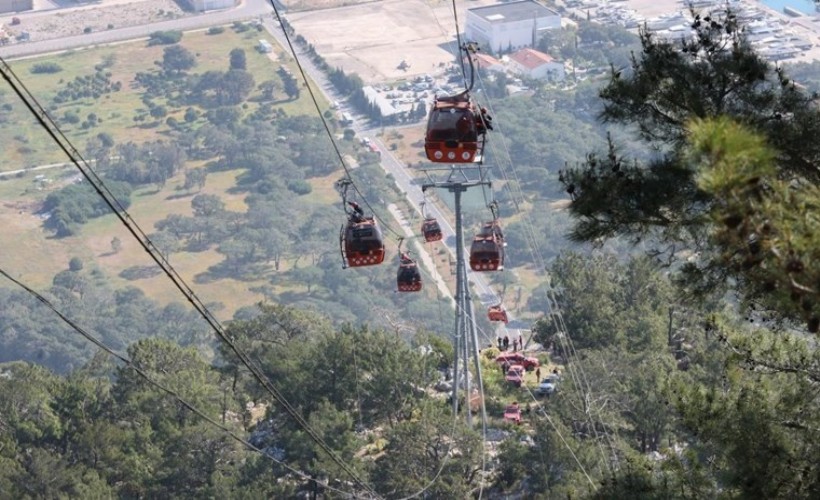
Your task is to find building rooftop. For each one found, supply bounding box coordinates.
[509,48,555,69]
[472,52,503,69]
[468,0,559,24]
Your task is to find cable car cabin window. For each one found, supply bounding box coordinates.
[427,107,477,143]
[352,226,373,238]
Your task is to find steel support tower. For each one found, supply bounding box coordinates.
[422,165,491,427]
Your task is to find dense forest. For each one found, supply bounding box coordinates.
[2,6,820,498]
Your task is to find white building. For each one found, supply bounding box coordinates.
[507,48,565,81]
[180,0,236,12]
[0,0,32,14]
[465,0,561,54]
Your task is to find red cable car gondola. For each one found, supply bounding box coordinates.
[397,252,422,292]
[424,43,492,164]
[341,216,385,268]
[336,187,385,268]
[424,44,492,164]
[488,304,509,323]
[469,220,505,272]
[424,93,484,164]
[421,217,443,242]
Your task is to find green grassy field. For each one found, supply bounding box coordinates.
[0,26,338,320]
[0,26,330,170]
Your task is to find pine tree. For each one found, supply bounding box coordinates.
[560,8,820,317]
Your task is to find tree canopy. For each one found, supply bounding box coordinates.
[559,8,820,328]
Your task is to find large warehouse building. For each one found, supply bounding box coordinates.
[0,0,32,14]
[465,0,560,54]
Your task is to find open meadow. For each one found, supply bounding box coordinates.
[0,25,342,320]
[0,25,327,169]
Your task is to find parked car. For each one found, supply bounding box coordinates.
[505,364,525,387]
[536,375,559,396]
[496,352,540,371]
[503,403,522,424]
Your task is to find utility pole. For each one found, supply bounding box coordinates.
[422,165,491,428]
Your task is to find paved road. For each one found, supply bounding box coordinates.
[0,0,274,59]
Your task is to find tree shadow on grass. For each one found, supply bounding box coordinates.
[119,265,163,281]
[136,187,162,197]
[277,290,310,303]
[194,261,271,284]
[165,191,195,201]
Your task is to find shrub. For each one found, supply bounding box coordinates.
[232,21,249,33]
[30,62,62,74]
[68,257,84,272]
[148,30,182,46]
[63,111,80,124]
[287,179,312,195]
[207,26,225,35]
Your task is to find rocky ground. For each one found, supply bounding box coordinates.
[3,0,186,43]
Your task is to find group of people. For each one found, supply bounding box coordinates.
[496,334,524,352]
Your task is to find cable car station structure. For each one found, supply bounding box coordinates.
[422,164,493,426]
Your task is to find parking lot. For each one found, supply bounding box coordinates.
[286,0,500,84]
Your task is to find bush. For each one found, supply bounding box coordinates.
[287,179,312,195]
[184,107,199,123]
[148,30,182,46]
[68,257,84,272]
[63,111,80,124]
[30,62,63,74]
[207,26,225,35]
